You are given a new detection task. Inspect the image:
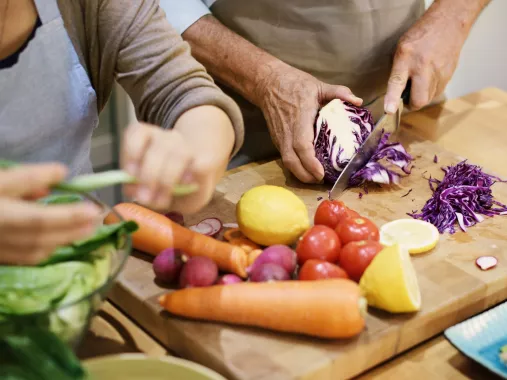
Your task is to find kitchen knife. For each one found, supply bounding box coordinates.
[328,86,409,200]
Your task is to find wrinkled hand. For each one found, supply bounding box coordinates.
[258,63,363,183]
[122,107,234,214]
[0,164,101,265]
[385,11,466,113]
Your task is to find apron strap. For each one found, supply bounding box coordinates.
[33,0,61,24]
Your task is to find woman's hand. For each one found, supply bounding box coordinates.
[122,106,235,214]
[0,163,102,266]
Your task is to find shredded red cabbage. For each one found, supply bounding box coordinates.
[348,132,413,187]
[409,160,507,234]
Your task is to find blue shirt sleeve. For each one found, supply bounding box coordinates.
[158,0,214,34]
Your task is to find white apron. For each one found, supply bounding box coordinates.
[210,0,426,167]
[0,0,99,178]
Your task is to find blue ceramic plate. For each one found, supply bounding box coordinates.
[445,302,507,379]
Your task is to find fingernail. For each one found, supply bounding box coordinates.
[385,102,397,114]
[136,186,153,204]
[353,96,363,104]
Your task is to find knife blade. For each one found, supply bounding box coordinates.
[328,99,403,200]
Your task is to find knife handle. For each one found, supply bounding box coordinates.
[401,79,412,106]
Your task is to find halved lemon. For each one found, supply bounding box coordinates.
[359,243,421,313]
[379,219,439,255]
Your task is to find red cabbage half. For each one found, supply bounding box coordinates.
[409,160,507,234]
[314,100,412,186]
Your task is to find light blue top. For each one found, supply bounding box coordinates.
[159,0,216,34]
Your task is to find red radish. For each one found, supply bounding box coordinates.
[201,218,223,236]
[248,245,297,275]
[153,248,184,284]
[248,249,263,266]
[179,257,218,288]
[189,218,223,237]
[249,263,290,282]
[216,274,243,285]
[189,222,214,235]
[165,212,184,226]
[476,256,498,271]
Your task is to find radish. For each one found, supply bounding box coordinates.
[249,263,290,282]
[189,222,213,235]
[165,212,184,226]
[248,245,297,275]
[476,256,498,271]
[188,218,222,237]
[179,256,218,288]
[216,274,243,285]
[153,248,184,284]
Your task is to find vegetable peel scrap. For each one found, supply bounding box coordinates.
[410,160,507,234]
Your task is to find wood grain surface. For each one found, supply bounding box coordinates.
[105,88,507,380]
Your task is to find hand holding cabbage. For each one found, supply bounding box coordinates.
[257,62,363,184]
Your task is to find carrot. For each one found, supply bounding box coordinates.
[229,238,260,253]
[223,228,245,242]
[105,203,248,278]
[159,279,367,339]
[247,249,263,266]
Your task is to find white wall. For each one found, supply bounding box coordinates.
[426,0,507,98]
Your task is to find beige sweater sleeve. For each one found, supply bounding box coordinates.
[93,0,244,156]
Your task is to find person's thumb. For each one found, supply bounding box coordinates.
[320,83,363,106]
[0,163,67,198]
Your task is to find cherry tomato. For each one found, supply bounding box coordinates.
[314,200,359,229]
[335,217,379,245]
[298,259,349,281]
[296,225,341,265]
[339,240,383,282]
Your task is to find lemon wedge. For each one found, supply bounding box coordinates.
[236,185,310,246]
[379,219,439,255]
[359,243,421,313]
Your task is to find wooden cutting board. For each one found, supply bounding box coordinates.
[109,88,507,380]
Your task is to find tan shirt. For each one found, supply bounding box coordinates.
[57,0,244,156]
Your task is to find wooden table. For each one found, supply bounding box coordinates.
[80,88,507,379]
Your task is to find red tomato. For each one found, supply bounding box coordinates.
[339,240,383,282]
[314,200,357,229]
[335,217,379,245]
[296,225,341,265]
[298,259,349,281]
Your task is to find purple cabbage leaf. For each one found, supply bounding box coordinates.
[409,160,507,234]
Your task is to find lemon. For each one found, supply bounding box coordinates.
[359,243,421,313]
[379,219,439,255]
[236,185,310,246]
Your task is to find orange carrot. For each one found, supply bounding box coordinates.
[159,279,367,339]
[105,203,248,278]
[229,238,260,253]
[223,228,245,242]
[247,249,263,266]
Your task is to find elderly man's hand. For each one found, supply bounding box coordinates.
[384,8,468,113]
[257,63,363,183]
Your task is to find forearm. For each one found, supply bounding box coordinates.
[425,0,491,35]
[183,15,286,107]
[174,105,235,165]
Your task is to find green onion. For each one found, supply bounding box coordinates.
[54,170,198,196]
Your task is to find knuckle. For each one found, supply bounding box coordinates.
[397,41,414,57]
[388,73,406,86]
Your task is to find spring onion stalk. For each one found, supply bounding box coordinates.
[1,159,198,196]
